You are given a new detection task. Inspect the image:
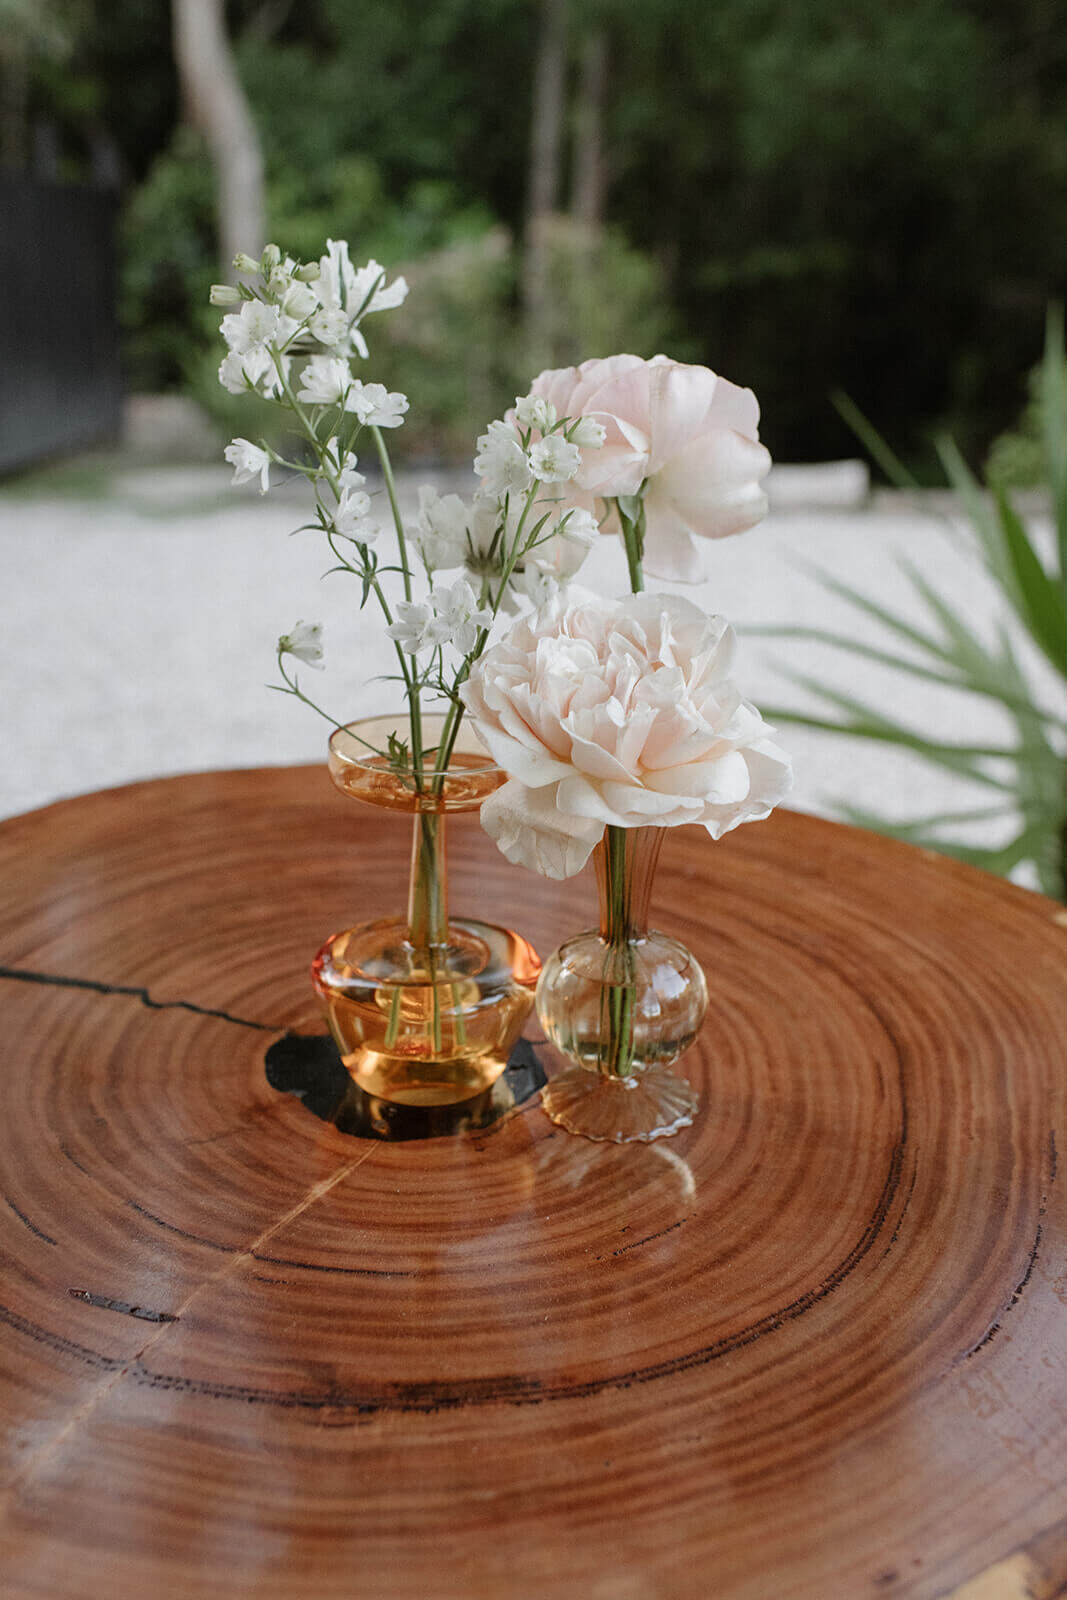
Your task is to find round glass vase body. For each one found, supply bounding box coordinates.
[311,716,540,1108]
[536,825,707,1142]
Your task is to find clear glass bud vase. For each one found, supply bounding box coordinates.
[312,716,541,1107]
[536,825,706,1142]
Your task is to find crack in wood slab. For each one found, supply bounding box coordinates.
[1,1147,378,1496]
[67,1290,179,1324]
[0,964,282,1032]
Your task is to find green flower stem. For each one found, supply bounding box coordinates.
[408,808,449,1055]
[616,497,647,594]
[599,826,639,1078]
[371,426,413,601]
[370,424,425,776]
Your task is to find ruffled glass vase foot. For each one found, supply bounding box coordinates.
[312,716,541,1109]
[536,826,707,1142]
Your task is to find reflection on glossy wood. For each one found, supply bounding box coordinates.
[0,768,1064,1599]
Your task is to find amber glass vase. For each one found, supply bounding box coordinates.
[536,825,707,1142]
[312,715,540,1107]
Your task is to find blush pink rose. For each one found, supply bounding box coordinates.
[529,354,772,582]
[460,590,792,879]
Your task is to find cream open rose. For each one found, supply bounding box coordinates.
[460,591,792,879]
[528,354,772,583]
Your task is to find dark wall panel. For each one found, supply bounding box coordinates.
[0,177,123,472]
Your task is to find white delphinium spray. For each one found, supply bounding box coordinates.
[214,240,605,789]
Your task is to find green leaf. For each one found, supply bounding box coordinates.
[831,392,919,489]
[935,434,1014,589]
[992,484,1067,677]
[760,690,1017,791]
[834,802,1016,833]
[784,555,963,671]
[746,622,971,687]
[833,807,1040,877]
[1041,304,1067,567]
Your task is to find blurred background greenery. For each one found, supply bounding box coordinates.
[3,0,1066,472]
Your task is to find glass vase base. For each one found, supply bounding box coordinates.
[312,917,540,1108]
[540,1064,698,1143]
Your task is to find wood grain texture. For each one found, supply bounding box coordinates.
[0,766,1064,1599]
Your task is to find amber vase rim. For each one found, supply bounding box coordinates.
[327,713,503,779]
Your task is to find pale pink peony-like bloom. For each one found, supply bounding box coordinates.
[528,354,772,582]
[461,591,791,878]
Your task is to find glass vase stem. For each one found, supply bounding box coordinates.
[408,809,448,950]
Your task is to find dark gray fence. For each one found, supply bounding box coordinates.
[0,176,123,473]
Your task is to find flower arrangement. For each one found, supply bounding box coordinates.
[213,241,780,800]
[213,238,791,1134]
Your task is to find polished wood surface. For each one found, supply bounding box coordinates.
[0,767,1064,1599]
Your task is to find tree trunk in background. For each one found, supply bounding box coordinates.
[523,0,567,358]
[171,0,265,271]
[571,27,607,231]
[567,24,608,360]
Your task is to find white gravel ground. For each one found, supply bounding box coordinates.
[4,453,1058,888]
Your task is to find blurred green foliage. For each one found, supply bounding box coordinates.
[18,0,1067,468]
[754,312,1067,898]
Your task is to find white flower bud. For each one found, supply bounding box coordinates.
[209,283,241,307]
[569,416,607,450]
[261,243,282,274]
[232,252,260,274]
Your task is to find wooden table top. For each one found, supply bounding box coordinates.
[0,766,1064,1600]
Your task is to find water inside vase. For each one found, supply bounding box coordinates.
[312,917,540,1106]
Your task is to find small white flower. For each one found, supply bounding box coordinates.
[297,355,352,406]
[262,351,293,400]
[281,280,320,320]
[278,620,324,670]
[209,283,241,307]
[323,438,366,492]
[555,505,600,556]
[344,380,409,428]
[220,299,280,354]
[511,504,598,603]
[529,434,582,484]
[429,578,494,655]
[331,486,380,543]
[474,420,533,498]
[514,394,557,433]
[348,257,409,317]
[308,307,351,348]
[386,599,436,656]
[509,564,558,608]
[224,437,271,493]
[415,487,469,571]
[218,346,273,395]
[568,416,607,449]
[315,242,408,358]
